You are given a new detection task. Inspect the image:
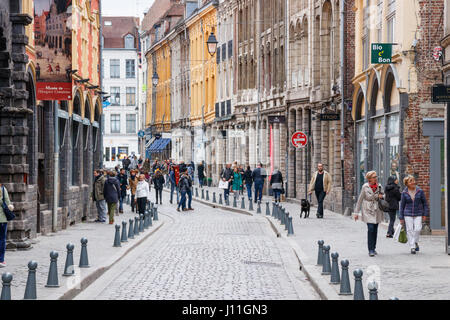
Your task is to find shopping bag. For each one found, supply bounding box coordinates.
[218,180,228,189]
[398,229,408,244]
[393,224,402,241]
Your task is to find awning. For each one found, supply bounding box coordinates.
[145,137,155,149]
[148,138,171,152]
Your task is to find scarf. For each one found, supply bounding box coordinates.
[369,183,378,193]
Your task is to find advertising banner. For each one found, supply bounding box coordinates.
[34,0,73,101]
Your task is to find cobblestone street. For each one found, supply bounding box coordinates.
[75,191,319,300]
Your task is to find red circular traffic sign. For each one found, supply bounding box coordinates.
[291,131,308,148]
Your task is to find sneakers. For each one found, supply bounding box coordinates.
[369,251,375,257]
[415,243,420,252]
[188,208,194,211]
[176,208,180,212]
[411,249,416,254]
[386,234,393,238]
[0,262,6,268]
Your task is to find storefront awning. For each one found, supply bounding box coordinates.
[145,137,155,149]
[148,138,171,152]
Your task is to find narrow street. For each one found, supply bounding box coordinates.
[75,191,319,300]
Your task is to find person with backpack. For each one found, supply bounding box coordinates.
[243,166,253,202]
[270,167,284,203]
[384,176,401,238]
[93,169,107,222]
[104,171,121,224]
[0,184,14,267]
[153,169,165,205]
[177,171,190,212]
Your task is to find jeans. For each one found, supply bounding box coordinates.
[131,194,136,212]
[107,202,117,223]
[119,195,124,211]
[254,180,264,202]
[246,183,253,200]
[137,197,147,216]
[155,188,162,203]
[367,223,379,252]
[224,187,230,202]
[315,190,327,217]
[405,216,422,249]
[273,189,281,202]
[387,210,397,236]
[170,183,179,204]
[95,200,107,222]
[0,223,7,263]
[199,177,204,187]
[187,188,192,209]
[178,191,187,210]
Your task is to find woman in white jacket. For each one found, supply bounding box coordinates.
[136,174,149,215]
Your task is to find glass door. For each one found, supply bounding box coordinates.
[373,139,385,187]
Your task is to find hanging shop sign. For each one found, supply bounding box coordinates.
[320,113,340,121]
[268,115,286,123]
[371,43,392,64]
[431,84,450,103]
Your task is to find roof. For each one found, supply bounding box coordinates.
[102,16,139,49]
[140,0,173,33]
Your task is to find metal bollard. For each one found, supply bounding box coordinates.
[256,202,262,214]
[219,193,223,205]
[233,194,237,207]
[45,251,60,288]
[143,212,149,229]
[139,214,144,232]
[24,261,38,300]
[281,208,286,225]
[134,216,140,236]
[285,212,289,230]
[201,188,204,199]
[63,243,75,276]
[148,210,153,226]
[368,281,378,300]
[212,192,216,203]
[353,269,365,300]
[128,218,134,239]
[1,273,13,300]
[79,238,90,268]
[113,225,122,247]
[153,207,159,221]
[195,187,199,198]
[321,245,331,275]
[272,202,276,217]
[121,221,128,242]
[248,199,254,211]
[241,197,246,209]
[339,260,352,295]
[265,202,270,215]
[317,240,324,265]
[287,217,294,235]
[330,252,340,284]
[206,190,209,201]
[226,196,230,206]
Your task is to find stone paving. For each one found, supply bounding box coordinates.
[75,190,319,300]
[195,186,450,300]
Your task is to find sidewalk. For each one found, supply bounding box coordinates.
[1,203,164,300]
[193,185,450,300]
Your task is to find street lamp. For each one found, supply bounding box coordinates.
[206,32,218,56]
[152,71,159,87]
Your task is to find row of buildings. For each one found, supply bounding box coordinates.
[0,0,102,248]
[140,0,448,239]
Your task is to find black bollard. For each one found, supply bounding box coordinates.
[321,245,331,275]
[113,225,122,247]
[134,216,140,236]
[233,194,237,207]
[148,210,153,226]
[241,197,246,209]
[287,217,294,235]
[317,240,324,265]
[63,243,75,276]
[281,208,286,225]
[79,238,90,268]
[368,281,378,300]
[339,260,352,295]
[206,190,209,201]
[1,273,12,300]
[265,202,270,215]
[285,212,289,230]
[330,252,340,284]
[272,202,276,217]
[256,202,262,214]
[45,251,60,288]
[212,192,216,203]
[201,189,204,199]
[195,187,199,198]
[139,214,144,232]
[128,218,134,239]
[121,221,128,242]
[248,199,253,211]
[219,193,223,205]
[143,212,149,229]
[24,261,38,300]
[153,207,159,221]
[226,196,230,206]
[353,269,365,300]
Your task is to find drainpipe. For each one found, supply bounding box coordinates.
[53,101,59,233]
[284,0,289,197]
[339,0,345,213]
[99,0,104,168]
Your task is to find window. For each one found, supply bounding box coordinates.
[216,46,221,63]
[377,0,383,41]
[105,147,110,161]
[110,87,120,105]
[110,59,120,78]
[126,87,136,106]
[222,44,226,60]
[104,21,112,26]
[387,0,395,43]
[111,147,116,161]
[110,114,120,133]
[126,59,135,78]
[125,34,135,49]
[362,36,369,70]
[228,40,232,58]
[126,114,136,133]
[215,102,219,117]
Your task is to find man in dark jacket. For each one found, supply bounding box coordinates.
[243,166,253,201]
[93,170,107,222]
[252,163,267,203]
[384,176,401,237]
[122,157,131,172]
[117,168,128,213]
[177,172,190,212]
[169,166,179,204]
[197,162,206,188]
[220,164,233,201]
[104,171,121,224]
[179,160,187,175]
[153,169,165,205]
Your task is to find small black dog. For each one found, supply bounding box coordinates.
[300,199,310,218]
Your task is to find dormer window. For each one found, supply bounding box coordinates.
[125,34,135,49]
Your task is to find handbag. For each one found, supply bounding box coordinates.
[377,186,390,212]
[281,186,285,194]
[398,228,408,244]
[1,186,15,221]
[218,180,228,189]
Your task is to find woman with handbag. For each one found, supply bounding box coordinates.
[270,167,283,203]
[384,176,401,238]
[399,176,429,254]
[0,184,15,267]
[354,171,385,257]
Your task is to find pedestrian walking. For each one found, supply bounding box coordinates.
[143,158,151,173]
[117,168,128,214]
[354,171,385,257]
[243,166,253,202]
[186,172,193,210]
[270,167,283,203]
[187,163,195,184]
[399,176,429,254]
[252,163,266,203]
[177,171,190,212]
[92,170,107,222]
[0,184,14,268]
[104,171,121,224]
[308,163,332,218]
[138,156,144,170]
[136,174,150,216]
[129,155,138,171]
[384,176,401,238]
[169,166,178,204]
[220,164,233,202]
[122,156,131,172]
[232,167,243,193]
[238,165,245,195]
[153,169,165,205]
[128,170,138,213]
[179,160,187,175]
[197,162,206,188]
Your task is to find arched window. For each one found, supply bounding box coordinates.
[355,90,366,191]
[124,34,134,49]
[83,98,91,184]
[320,1,332,96]
[71,94,82,186]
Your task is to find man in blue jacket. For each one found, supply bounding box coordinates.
[104,171,121,224]
[252,163,267,203]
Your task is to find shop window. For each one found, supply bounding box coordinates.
[111,147,116,161]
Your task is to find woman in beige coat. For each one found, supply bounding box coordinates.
[355,171,385,257]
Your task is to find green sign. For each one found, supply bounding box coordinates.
[371,43,392,64]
